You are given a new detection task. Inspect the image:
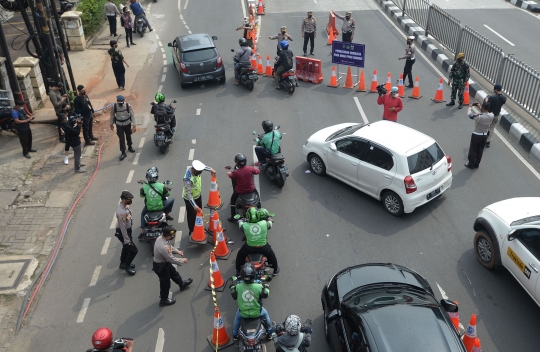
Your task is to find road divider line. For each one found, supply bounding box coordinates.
[162,54,166,59]
[174,230,182,248]
[178,206,185,223]
[353,97,369,124]
[126,170,134,183]
[188,149,195,160]
[252,145,261,201]
[192,139,196,144]
[139,137,146,149]
[163,60,167,65]
[495,130,540,181]
[240,0,246,18]
[133,153,140,165]
[158,40,162,47]
[76,298,91,323]
[483,24,515,46]
[182,20,186,25]
[101,238,111,255]
[155,328,165,352]
[109,213,117,229]
[180,14,183,20]
[158,85,163,92]
[196,108,201,115]
[163,67,167,73]
[188,30,192,34]
[161,75,166,82]
[89,266,102,286]
[436,282,449,299]
[178,0,181,10]
[155,34,159,40]
[161,47,165,53]
[183,0,188,9]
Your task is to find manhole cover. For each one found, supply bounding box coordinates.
[0,259,30,291]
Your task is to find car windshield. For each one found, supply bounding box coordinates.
[325,124,364,142]
[407,142,445,174]
[183,48,216,62]
[342,285,437,312]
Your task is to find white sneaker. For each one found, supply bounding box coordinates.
[64,156,69,165]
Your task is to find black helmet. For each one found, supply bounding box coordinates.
[146,166,159,183]
[262,120,273,133]
[241,262,256,283]
[239,38,248,47]
[235,153,247,166]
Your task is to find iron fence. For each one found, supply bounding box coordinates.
[500,56,540,119]
[425,4,461,53]
[402,0,430,29]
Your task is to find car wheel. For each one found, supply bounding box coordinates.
[382,191,404,216]
[322,300,330,342]
[180,82,187,89]
[309,154,326,176]
[474,230,496,269]
[219,76,226,84]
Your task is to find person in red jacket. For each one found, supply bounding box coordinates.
[377,86,403,122]
[227,153,260,222]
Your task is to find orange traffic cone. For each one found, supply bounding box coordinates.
[207,174,222,208]
[252,45,257,56]
[343,67,354,89]
[250,53,257,69]
[431,77,445,102]
[257,54,264,75]
[463,81,470,105]
[327,66,339,87]
[206,307,234,349]
[409,76,422,99]
[385,72,391,92]
[397,73,405,98]
[265,55,272,77]
[369,69,378,93]
[189,210,207,244]
[211,220,227,244]
[256,0,264,15]
[462,314,477,352]
[205,252,228,292]
[327,28,334,45]
[448,301,460,333]
[471,338,482,352]
[356,70,367,92]
[214,223,231,259]
[206,208,220,235]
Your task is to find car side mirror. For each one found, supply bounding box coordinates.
[326,309,340,323]
[167,42,173,47]
[212,36,218,40]
[440,299,458,313]
[329,143,337,151]
[508,229,518,241]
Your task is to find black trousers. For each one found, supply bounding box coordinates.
[468,133,488,167]
[403,58,415,86]
[57,115,64,140]
[342,31,352,42]
[82,116,94,143]
[107,15,117,36]
[116,123,133,153]
[118,228,138,266]
[153,261,184,300]
[17,129,32,155]
[303,32,315,53]
[235,243,278,272]
[125,27,133,45]
[230,189,260,217]
[112,62,126,88]
[184,197,203,234]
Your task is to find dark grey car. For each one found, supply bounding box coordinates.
[168,33,226,88]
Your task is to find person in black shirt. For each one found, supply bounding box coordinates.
[484,83,507,148]
[74,85,98,145]
[60,106,87,173]
[11,100,36,158]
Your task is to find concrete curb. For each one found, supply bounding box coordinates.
[506,0,540,13]
[376,0,540,164]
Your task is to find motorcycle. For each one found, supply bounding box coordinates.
[254,126,289,188]
[272,58,297,94]
[135,15,148,37]
[151,100,176,154]
[49,0,75,16]
[137,180,172,243]
[231,49,258,91]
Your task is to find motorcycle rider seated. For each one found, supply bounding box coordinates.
[87,327,134,352]
[227,153,260,222]
[234,38,253,86]
[129,0,153,32]
[151,92,176,135]
[273,40,294,90]
[139,167,174,238]
[235,207,279,275]
[255,119,282,166]
[272,315,312,352]
[230,262,274,341]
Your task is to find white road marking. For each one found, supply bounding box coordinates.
[139,137,146,148]
[126,170,135,183]
[89,266,102,286]
[188,149,195,160]
[185,25,189,30]
[133,153,140,165]
[178,206,185,223]
[183,0,188,9]
[174,231,182,248]
[163,67,167,73]
[240,0,246,18]
[161,47,165,53]
[314,0,317,3]
[436,282,449,299]
[147,3,152,11]
[196,108,201,115]
[483,24,515,46]
[109,213,117,229]
[155,34,159,40]
[353,97,369,124]
[162,53,166,59]
[101,238,111,255]
[163,60,167,65]
[192,139,196,144]
[182,20,186,25]
[155,328,165,352]
[180,14,184,20]
[256,16,262,41]
[76,298,91,323]
[252,145,261,201]
[178,0,181,10]
[158,85,163,92]
[188,30,192,34]
[158,40,163,47]
[495,130,540,181]
[161,75,166,82]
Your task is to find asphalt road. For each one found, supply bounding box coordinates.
[9,0,540,351]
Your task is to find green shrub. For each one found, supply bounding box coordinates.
[78,0,124,38]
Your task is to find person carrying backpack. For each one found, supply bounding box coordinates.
[110,95,136,160]
[151,93,176,136]
[274,40,294,90]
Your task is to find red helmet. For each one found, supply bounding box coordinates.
[92,327,113,350]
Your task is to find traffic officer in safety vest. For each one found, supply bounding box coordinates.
[110,95,136,160]
[331,10,355,42]
[182,160,216,235]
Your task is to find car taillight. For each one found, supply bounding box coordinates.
[180,62,188,73]
[216,56,222,68]
[446,155,452,172]
[404,176,417,194]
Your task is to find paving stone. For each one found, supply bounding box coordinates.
[9,243,23,249]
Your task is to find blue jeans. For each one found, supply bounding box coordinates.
[140,197,175,229]
[255,146,270,163]
[232,307,271,336]
[135,14,152,30]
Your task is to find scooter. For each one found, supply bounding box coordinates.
[272,59,297,94]
[254,126,289,188]
[151,100,176,154]
[137,180,172,243]
[135,16,147,37]
[231,49,258,91]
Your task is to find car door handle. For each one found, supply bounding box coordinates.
[529,263,539,272]
[384,175,392,179]
[351,163,358,166]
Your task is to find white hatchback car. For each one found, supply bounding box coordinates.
[302,121,453,216]
[474,197,540,305]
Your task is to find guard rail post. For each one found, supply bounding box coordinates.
[425,4,433,38]
[454,25,464,55]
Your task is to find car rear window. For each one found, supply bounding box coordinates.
[407,142,445,174]
[183,48,217,62]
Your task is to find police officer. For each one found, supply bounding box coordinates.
[464,102,494,170]
[398,36,416,88]
[447,52,470,109]
[484,84,506,148]
[236,17,255,48]
[152,226,192,307]
[301,10,316,56]
[104,0,121,37]
[110,95,136,160]
[108,40,129,90]
[331,10,355,42]
[268,26,293,51]
[116,191,138,275]
[183,160,216,235]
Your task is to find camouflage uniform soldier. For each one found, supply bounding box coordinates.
[446,52,470,109]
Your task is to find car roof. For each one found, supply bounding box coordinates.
[177,33,215,52]
[354,121,434,155]
[484,197,540,225]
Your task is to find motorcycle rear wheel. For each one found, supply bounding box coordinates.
[276,172,286,188]
[139,29,144,37]
[247,81,254,91]
[286,81,295,94]
[159,145,167,154]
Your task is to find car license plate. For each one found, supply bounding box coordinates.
[154,135,165,140]
[248,74,258,80]
[288,76,295,80]
[426,188,440,200]
[194,75,213,82]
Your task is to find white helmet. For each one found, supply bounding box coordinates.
[192,160,205,172]
[284,315,301,336]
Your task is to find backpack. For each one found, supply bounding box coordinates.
[154,103,170,124]
[114,103,131,115]
[283,50,294,71]
[276,332,304,352]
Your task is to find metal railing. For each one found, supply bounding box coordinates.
[425,4,461,53]
[402,0,430,29]
[500,56,540,118]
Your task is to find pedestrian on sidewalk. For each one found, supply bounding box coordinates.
[49,82,67,142]
[74,85,98,146]
[108,40,129,90]
[301,10,316,56]
[182,160,216,236]
[110,95,136,160]
[60,108,86,173]
[398,36,416,88]
[152,226,193,307]
[115,191,138,275]
[331,10,355,42]
[59,102,80,166]
[121,7,136,48]
[236,17,255,48]
[11,100,36,159]
[446,52,470,109]
[484,84,506,148]
[377,86,403,122]
[464,102,494,169]
[104,0,121,37]
[130,0,153,32]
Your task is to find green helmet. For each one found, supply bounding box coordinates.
[155,92,165,103]
[257,208,271,220]
[246,207,259,223]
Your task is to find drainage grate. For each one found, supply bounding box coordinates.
[0,259,31,291]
